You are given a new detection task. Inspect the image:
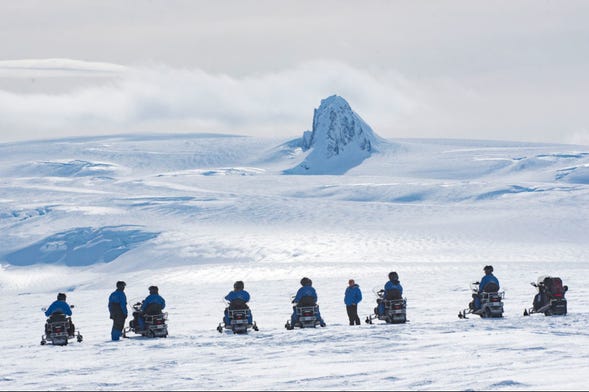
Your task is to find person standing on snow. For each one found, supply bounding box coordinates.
[344,279,362,325]
[108,281,127,341]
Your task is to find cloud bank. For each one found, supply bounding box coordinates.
[0,60,417,142]
[0,59,588,145]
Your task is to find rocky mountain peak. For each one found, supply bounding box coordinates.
[287,95,381,174]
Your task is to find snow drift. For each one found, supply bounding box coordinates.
[4,226,158,266]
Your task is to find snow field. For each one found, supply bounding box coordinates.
[2,260,589,390]
[1,134,588,390]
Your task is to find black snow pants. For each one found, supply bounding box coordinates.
[111,316,126,340]
[346,305,361,325]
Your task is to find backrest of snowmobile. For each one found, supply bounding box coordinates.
[298,296,316,306]
[229,299,248,310]
[482,282,499,293]
[548,277,564,298]
[48,312,67,322]
[385,288,402,300]
[144,302,163,315]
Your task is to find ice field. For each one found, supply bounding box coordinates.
[1,133,589,390]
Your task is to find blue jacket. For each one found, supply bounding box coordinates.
[293,286,318,303]
[479,274,500,293]
[225,289,250,303]
[344,284,362,306]
[141,294,166,312]
[384,280,403,297]
[45,300,72,317]
[108,289,128,317]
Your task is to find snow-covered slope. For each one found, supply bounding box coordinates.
[285,95,385,174]
[0,133,588,390]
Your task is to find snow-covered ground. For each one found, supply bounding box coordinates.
[1,134,588,390]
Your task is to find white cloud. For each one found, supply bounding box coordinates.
[0,59,588,146]
[0,60,418,142]
[0,58,128,77]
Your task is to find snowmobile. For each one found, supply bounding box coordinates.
[124,302,168,338]
[285,296,325,330]
[459,281,504,319]
[41,309,83,346]
[524,276,568,316]
[217,299,258,334]
[365,288,407,324]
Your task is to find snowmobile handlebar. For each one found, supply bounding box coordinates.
[370,287,385,297]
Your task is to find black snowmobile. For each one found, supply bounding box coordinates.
[459,281,504,319]
[41,308,83,346]
[365,288,407,324]
[285,296,325,330]
[524,276,568,316]
[124,301,168,338]
[217,299,258,334]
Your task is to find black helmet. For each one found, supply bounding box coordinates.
[233,281,244,291]
[148,285,158,294]
[300,277,312,286]
[483,265,494,273]
[388,271,399,282]
[57,292,66,301]
[116,281,126,290]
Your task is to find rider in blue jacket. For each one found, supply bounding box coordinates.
[378,272,403,316]
[224,281,252,325]
[45,292,72,317]
[45,292,75,335]
[137,286,166,330]
[291,277,326,327]
[479,266,500,293]
[472,265,500,310]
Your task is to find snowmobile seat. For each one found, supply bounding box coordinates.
[482,282,499,293]
[228,299,249,310]
[48,312,67,322]
[297,296,316,306]
[144,303,163,315]
[385,289,402,300]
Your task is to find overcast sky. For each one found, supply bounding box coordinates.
[1,0,589,144]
